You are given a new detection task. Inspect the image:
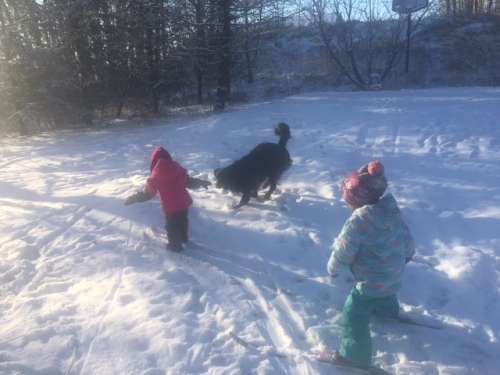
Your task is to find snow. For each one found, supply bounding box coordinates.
[1,87,500,375]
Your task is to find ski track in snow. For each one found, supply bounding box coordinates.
[1,87,500,374]
[78,221,132,375]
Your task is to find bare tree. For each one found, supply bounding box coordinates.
[308,0,429,88]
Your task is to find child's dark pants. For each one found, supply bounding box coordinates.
[165,210,189,246]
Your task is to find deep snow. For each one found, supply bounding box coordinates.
[1,87,499,375]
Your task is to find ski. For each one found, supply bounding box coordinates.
[390,315,444,330]
[143,226,167,243]
[317,350,392,375]
[144,225,214,253]
[229,331,287,359]
[230,332,392,375]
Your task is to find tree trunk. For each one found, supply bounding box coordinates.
[214,0,232,109]
[487,0,493,13]
[0,0,6,36]
[197,71,203,104]
[27,0,41,48]
[195,0,206,104]
[0,0,6,60]
[244,9,254,84]
[146,6,160,114]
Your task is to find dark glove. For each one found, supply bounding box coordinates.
[124,190,151,205]
[199,179,211,189]
[187,177,211,189]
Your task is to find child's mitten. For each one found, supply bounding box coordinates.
[124,190,151,205]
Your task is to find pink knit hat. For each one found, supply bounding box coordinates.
[341,160,387,208]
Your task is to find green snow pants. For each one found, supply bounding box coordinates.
[339,287,399,366]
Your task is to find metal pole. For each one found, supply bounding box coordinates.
[405,12,412,74]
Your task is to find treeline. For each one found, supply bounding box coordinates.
[0,0,290,132]
[1,0,499,134]
[440,0,500,16]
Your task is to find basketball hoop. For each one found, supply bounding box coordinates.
[392,0,428,13]
[392,0,429,75]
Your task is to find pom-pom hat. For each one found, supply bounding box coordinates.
[341,160,388,208]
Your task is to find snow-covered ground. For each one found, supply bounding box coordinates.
[1,87,500,375]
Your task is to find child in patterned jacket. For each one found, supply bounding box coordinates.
[327,160,415,368]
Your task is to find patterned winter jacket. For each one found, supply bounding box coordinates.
[327,193,415,297]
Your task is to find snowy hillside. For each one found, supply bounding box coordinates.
[411,17,500,87]
[1,87,499,375]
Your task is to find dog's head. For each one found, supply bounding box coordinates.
[214,167,229,189]
[275,123,291,147]
[275,122,291,139]
[215,165,242,192]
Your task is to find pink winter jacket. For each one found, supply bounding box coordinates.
[145,147,193,215]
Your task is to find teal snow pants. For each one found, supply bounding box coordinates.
[339,287,399,366]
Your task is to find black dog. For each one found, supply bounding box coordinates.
[215,123,292,208]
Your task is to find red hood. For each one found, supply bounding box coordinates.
[146,147,192,214]
[150,146,172,172]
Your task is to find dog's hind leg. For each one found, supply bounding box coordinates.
[261,178,270,190]
[263,178,277,200]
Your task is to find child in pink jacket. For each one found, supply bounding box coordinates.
[125,146,209,251]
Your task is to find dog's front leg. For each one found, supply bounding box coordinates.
[234,192,251,209]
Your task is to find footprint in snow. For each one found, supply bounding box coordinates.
[427,287,451,309]
[141,369,164,375]
[118,294,135,306]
